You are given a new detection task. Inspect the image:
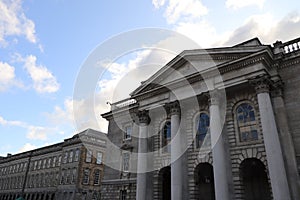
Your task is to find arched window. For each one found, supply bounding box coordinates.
[236,103,258,142]
[195,113,210,148]
[162,121,171,153]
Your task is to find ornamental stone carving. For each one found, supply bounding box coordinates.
[271,80,284,98]
[206,89,221,106]
[249,75,272,94]
[168,101,181,115]
[137,110,151,125]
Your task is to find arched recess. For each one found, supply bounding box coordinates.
[240,158,272,200]
[194,163,215,200]
[158,166,171,200]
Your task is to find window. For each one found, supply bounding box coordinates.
[195,113,210,148]
[120,190,127,200]
[96,152,103,164]
[236,103,258,142]
[69,151,73,163]
[60,171,65,185]
[162,121,171,153]
[83,169,90,185]
[71,168,76,184]
[86,149,92,163]
[63,152,68,164]
[124,125,132,140]
[43,159,47,169]
[122,153,130,172]
[94,169,100,185]
[38,160,42,169]
[47,158,52,168]
[52,157,57,167]
[58,155,62,166]
[74,149,80,162]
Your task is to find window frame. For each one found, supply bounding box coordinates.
[160,120,171,154]
[193,111,211,150]
[234,101,261,144]
[123,124,132,141]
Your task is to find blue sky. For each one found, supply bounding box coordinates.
[0,0,300,156]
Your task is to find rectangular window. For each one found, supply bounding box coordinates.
[96,152,103,164]
[38,160,42,169]
[74,149,80,162]
[122,153,130,172]
[63,152,68,164]
[120,190,127,200]
[71,168,76,184]
[124,125,132,140]
[34,161,37,170]
[94,169,100,185]
[47,158,51,168]
[69,151,74,163]
[83,169,90,185]
[52,157,57,167]
[86,150,92,163]
[58,156,62,166]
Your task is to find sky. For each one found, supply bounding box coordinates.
[0,0,300,156]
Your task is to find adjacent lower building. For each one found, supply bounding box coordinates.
[0,129,106,200]
[100,37,300,200]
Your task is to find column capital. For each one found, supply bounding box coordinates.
[137,110,151,125]
[167,101,180,115]
[249,75,272,94]
[205,89,221,106]
[271,80,284,98]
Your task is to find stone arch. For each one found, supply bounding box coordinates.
[194,162,215,200]
[239,158,272,200]
[194,152,213,169]
[236,148,267,167]
[158,166,171,200]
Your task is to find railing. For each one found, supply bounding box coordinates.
[110,98,137,110]
[282,37,300,54]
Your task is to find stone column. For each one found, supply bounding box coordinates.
[208,89,230,200]
[170,101,183,200]
[271,81,300,200]
[251,75,291,200]
[136,110,150,200]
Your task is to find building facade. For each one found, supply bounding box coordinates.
[101,37,300,200]
[0,129,106,200]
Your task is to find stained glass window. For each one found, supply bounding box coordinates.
[236,103,258,142]
[195,113,210,148]
[162,121,171,153]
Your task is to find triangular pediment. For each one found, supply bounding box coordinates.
[131,39,266,97]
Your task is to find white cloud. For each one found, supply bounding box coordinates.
[18,143,37,153]
[226,0,266,10]
[222,12,300,46]
[0,61,23,91]
[26,126,48,140]
[22,55,60,93]
[0,0,36,46]
[152,0,166,9]
[0,114,53,141]
[152,0,208,24]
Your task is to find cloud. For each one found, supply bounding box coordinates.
[18,143,37,153]
[0,61,23,91]
[226,0,266,10]
[0,114,52,141]
[20,54,60,93]
[0,0,36,46]
[152,0,166,9]
[222,12,300,46]
[152,0,208,24]
[26,126,48,140]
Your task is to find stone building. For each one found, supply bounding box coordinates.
[0,128,106,200]
[101,37,300,200]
